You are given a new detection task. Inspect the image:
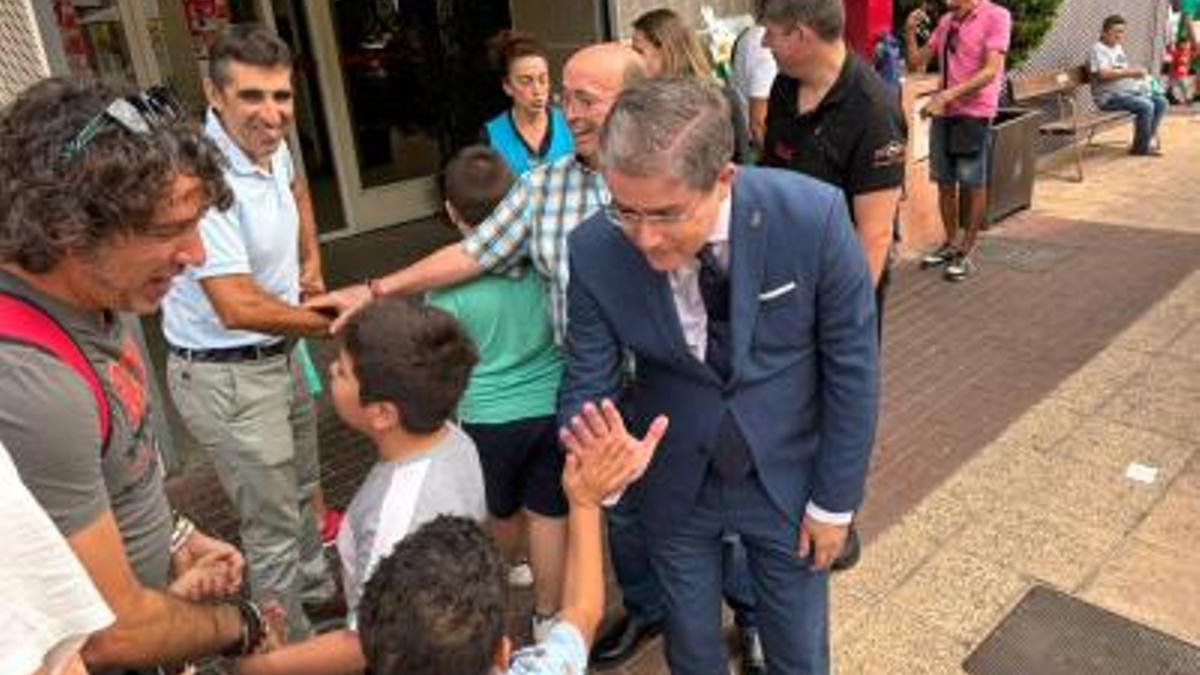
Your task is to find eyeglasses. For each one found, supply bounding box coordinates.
[59,86,182,166]
[559,89,607,113]
[603,193,708,229]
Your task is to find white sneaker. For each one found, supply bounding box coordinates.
[944,252,977,281]
[507,561,534,588]
[531,612,557,643]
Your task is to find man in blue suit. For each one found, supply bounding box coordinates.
[559,78,879,674]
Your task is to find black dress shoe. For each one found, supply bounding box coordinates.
[589,614,663,669]
[830,524,861,573]
[740,626,767,675]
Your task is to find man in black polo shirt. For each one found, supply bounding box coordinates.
[759,0,906,572]
[760,0,906,318]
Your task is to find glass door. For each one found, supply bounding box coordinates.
[299,0,512,236]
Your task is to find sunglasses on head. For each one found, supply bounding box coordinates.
[59,86,182,166]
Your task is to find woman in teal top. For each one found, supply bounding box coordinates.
[481,30,574,176]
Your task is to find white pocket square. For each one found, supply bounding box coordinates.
[758,282,797,301]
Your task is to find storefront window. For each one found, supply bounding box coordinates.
[143,0,260,83]
[330,0,511,188]
[52,0,136,82]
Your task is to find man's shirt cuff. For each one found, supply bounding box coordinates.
[806,502,854,525]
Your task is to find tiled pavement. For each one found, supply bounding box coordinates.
[164,113,1200,673]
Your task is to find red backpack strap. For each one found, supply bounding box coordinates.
[0,292,112,453]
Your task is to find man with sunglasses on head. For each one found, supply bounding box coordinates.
[160,24,336,642]
[905,0,1011,281]
[0,78,278,671]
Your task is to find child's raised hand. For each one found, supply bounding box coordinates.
[560,399,668,507]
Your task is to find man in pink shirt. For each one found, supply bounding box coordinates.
[905,0,1011,281]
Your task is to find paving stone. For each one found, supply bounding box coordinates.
[832,517,941,604]
[1165,322,1200,361]
[1100,379,1200,444]
[989,397,1088,454]
[1081,540,1200,646]
[1016,453,1163,533]
[1160,271,1200,307]
[1053,417,1194,482]
[1173,455,1200,495]
[888,549,1030,643]
[830,582,873,647]
[1133,477,1200,557]
[1135,354,1200,394]
[895,468,1007,546]
[952,502,1123,591]
[1051,347,1153,414]
[835,601,972,675]
[956,441,1059,501]
[1110,303,1197,354]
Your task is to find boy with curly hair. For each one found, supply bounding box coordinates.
[358,401,666,674]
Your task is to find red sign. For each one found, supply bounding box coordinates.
[844,0,894,58]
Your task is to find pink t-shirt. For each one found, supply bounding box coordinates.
[929,0,1012,119]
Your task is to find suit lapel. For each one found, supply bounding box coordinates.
[617,234,697,368]
[729,189,766,385]
[651,273,696,365]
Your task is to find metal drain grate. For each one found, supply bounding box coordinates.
[976,237,1078,273]
[964,586,1200,675]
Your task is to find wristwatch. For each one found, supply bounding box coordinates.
[220,598,266,658]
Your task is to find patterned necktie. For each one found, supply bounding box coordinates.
[697,243,751,480]
[697,243,731,380]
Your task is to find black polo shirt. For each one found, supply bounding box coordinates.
[760,52,907,223]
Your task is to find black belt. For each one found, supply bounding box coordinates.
[169,341,290,362]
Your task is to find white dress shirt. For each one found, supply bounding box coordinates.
[666,197,853,526]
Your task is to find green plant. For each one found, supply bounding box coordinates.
[894,0,1064,69]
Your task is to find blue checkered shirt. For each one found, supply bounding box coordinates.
[462,154,609,344]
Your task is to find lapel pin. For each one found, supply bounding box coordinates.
[751,210,762,229]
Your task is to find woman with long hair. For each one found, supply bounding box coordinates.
[630,8,751,162]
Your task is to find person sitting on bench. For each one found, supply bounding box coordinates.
[1089,14,1170,156]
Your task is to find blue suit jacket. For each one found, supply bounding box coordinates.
[560,167,879,537]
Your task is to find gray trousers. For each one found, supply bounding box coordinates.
[167,348,333,640]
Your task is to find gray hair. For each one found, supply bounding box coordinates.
[761,0,845,42]
[209,24,292,88]
[599,77,732,191]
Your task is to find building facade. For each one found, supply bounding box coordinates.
[0,0,752,239]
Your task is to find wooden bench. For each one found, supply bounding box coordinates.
[1009,65,1135,182]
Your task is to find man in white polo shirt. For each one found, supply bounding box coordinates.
[161,24,334,641]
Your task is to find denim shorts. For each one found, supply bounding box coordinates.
[929,116,993,188]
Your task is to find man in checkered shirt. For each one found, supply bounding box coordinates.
[311,42,644,344]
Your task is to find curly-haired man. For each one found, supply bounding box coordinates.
[0,77,276,672]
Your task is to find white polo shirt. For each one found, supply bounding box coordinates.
[162,109,300,350]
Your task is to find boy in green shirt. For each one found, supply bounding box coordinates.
[427,146,567,639]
